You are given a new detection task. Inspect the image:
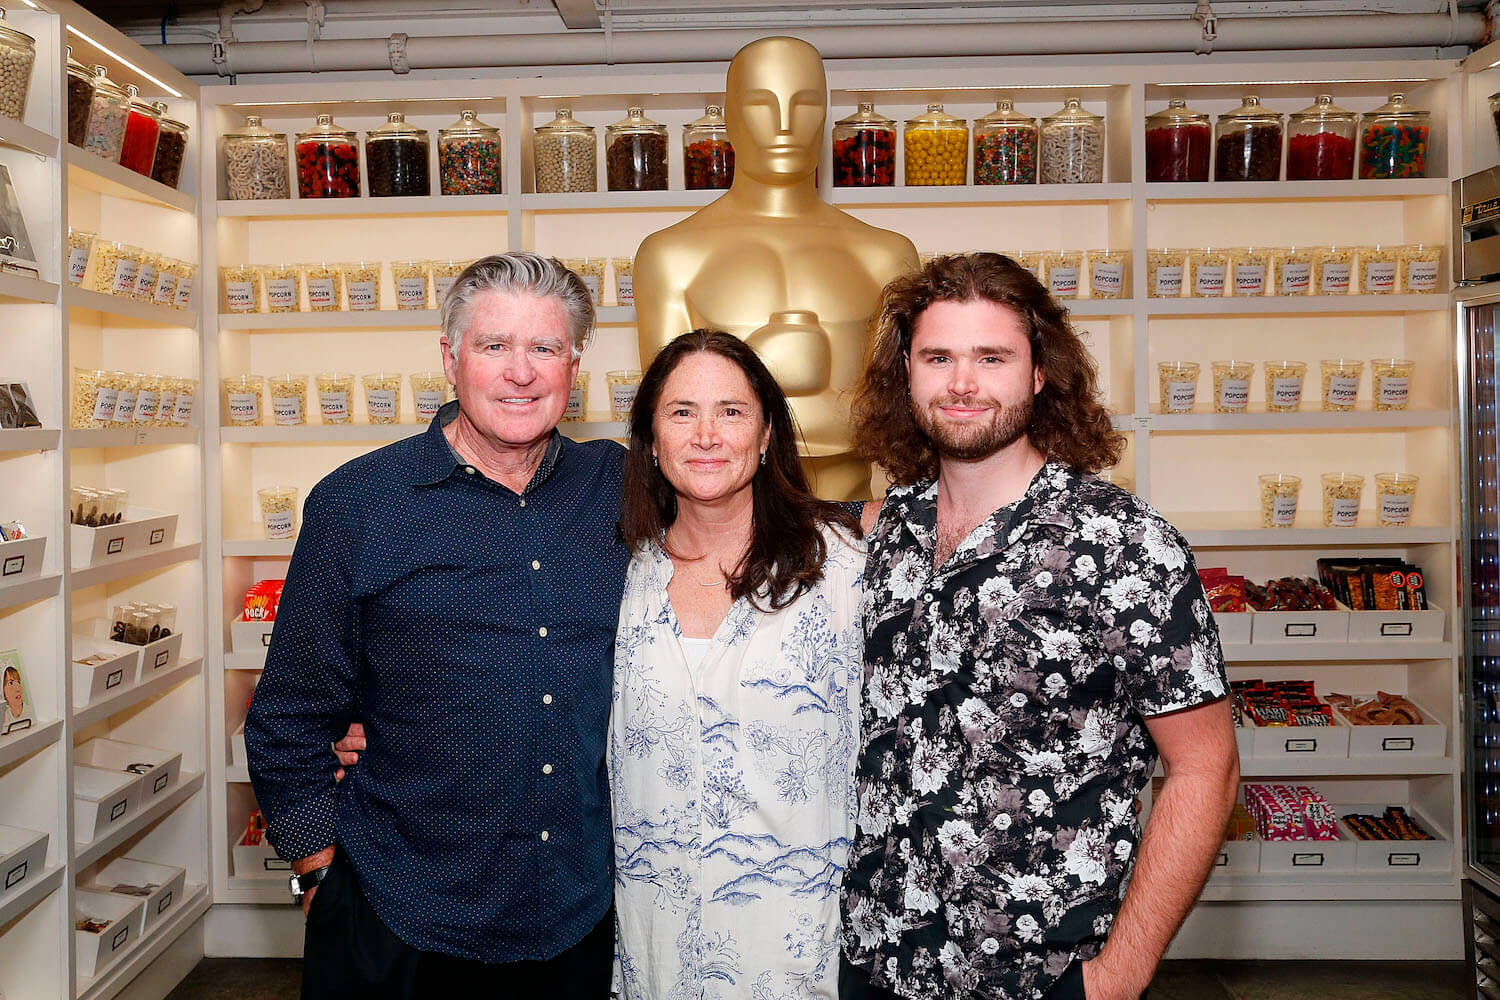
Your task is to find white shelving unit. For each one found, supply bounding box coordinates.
[0,3,210,999]
[195,56,1468,962]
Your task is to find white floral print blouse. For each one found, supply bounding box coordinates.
[610,524,864,1000]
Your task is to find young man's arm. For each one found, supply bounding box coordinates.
[1082,697,1239,999]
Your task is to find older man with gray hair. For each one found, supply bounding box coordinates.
[245,252,627,998]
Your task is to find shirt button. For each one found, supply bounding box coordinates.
[531,560,541,571]
[540,830,550,842]
[519,498,527,507]
[542,763,553,775]
[464,466,475,475]
[542,693,553,705]
[538,626,548,637]
[911,657,920,666]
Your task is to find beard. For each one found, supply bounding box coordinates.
[912,391,1033,461]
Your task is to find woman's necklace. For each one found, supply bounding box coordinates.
[667,531,732,588]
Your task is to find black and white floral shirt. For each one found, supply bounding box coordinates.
[841,461,1227,1000]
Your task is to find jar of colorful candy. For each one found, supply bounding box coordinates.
[1358,93,1429,179]
[973,99,1036,185]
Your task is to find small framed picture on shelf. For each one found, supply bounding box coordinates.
[0,383,40,429]
[0,165,35,273]
[0,649,33,736]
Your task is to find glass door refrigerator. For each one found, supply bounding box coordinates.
[1456,166,1500,996]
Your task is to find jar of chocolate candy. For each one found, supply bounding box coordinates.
[117,85,161,176]
[1286,94,1356,181]
[1358,93,1430,179]
[683,105,734,190]
[1144,98,1210,182]
[1214,96,1282,182]
[533,108,596,193]
[438,109,501,196]
[973,100,1037,185]
[832,102,895,187]
[606,107,669,191]
[150,104,189,190]
[366,112,429,197]
[65,47,94,147]
[295,113,361,199]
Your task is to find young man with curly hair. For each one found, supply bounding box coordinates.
[839,253,1238,1000]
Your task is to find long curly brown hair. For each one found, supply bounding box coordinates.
[619,330,859,611]
[850,252,1123,485]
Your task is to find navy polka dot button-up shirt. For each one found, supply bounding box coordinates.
[245,402,629,962]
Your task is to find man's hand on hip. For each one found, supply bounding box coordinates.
[333,722,366,782]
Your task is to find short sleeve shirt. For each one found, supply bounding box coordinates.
[840,461,1228,1000]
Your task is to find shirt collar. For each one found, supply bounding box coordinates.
[888,459,1078,552]
[411,400,565,490]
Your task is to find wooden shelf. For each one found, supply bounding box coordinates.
[1145,409,1450,431]
[66,149,196,214]
[0,864,62,929]
[217,194,507,218]
[0,272,59,305]
[73,659,203,730]
[76,884,210,1000]
[0,718,63,772]
[1222,641,1453,663]
[0,572,60,613]
[829,182,1133,205]
[1146,294,1443,315]
[74,773,204,869]
[1174,517,1450,547]
[64,286,198,328]
[69,543,201,591]
[1143,179,1449,201]
[0,428,60,452]
[70,427,199,449]
[0,117,58,158]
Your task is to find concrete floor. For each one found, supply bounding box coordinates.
[163,958,1472,999]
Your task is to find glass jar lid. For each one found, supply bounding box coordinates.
[534,107,593,136]
[687,105,728,131]
[1289,94,1355,126]
[124,85,161,119]
[1217,95,1283,126]
[835,102,894,128]
[1145,97,1208,127]
[367,111,427,142]
[1042,97,1103,125]
[1365,92,1429,122]
[296,113,356,143]
[905,103,964,129]
[225,115,285,142]
[66,44,90,76]
[89,65,130,102]
[976,99,1035,128]
[0,8,35,49]
[158,108,189,133]
[607,107,666,136]
[439,109,499,139]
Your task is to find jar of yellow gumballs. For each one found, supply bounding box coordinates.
[904,104,967,186]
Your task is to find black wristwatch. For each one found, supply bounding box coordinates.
[289,864,333,905]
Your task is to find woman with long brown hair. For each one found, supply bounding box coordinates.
[609,329,862,1000]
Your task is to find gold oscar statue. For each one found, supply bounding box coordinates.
[633,36,918,500]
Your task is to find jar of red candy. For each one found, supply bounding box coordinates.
[972,99,1036,185]
[118,85,161,176]
[1358,93,1430,180]
[1286,94,1355,181]
[832,102,895,187]
[295,113,361,199]
[683,105,734,190]
[1144,98,1209,182]
[1214,96,1282,182]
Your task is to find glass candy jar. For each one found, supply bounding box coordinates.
[1214,96,1282,182]
[438,109,502,196]
[366,112,430,197]
[0,8,36,122]
[118,85,161,176]
[973,100,1037,185]
[1039,98,1105,184]
[223,116,290,200]
[904,103,967,186]
[683,105,734,190]
[533,108,596,193]
[151,106,189,189]
[1359,93,1430,179]
[296,114,361,199]
[81,65,130,161]
[1144,98,1210,183]
[606,107,668,191]
[1286,94,1356,181]
[832,102,895,187]
[65,47,94,147]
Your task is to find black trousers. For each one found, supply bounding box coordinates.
[301,852,614,999]
[839,953,1088,1000]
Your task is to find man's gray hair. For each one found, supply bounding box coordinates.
[441,252,596,361]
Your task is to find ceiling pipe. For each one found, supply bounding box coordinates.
[142,11,1489,78]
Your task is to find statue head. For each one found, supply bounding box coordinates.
[724,36,827,185]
